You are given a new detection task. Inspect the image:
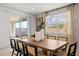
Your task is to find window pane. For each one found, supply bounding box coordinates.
[47,16,58,35]
[16,22,20,28]
[47,12,68,36]
[21,21,27,28]
[56,12,68,34]
[21,21,27,36]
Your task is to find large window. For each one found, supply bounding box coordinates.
[47,12,68,36]
[16,21,27,37]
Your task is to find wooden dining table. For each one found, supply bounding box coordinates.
[21,38,68,55]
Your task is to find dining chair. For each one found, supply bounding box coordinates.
[58,36,68,52]
[47,35,56,40]
[17,40,26,56]
[67,42,77,56]
[55,42,77,56]
[10,39,18,56]
[24,43,38,56]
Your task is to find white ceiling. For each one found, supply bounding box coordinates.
[0,3,71,15]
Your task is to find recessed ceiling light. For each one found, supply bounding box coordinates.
[32,8,35,10]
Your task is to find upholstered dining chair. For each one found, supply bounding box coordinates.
[24,42,38,56]
[10,39,18,56]
[67,42,77,56]
[17,40,26,56]
[55,42,77,56]
[58,36,68,52]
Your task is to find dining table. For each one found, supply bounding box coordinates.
[21,38,68,56]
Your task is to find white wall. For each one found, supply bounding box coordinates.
[0,10,10,49]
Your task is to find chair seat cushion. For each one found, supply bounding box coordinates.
[27,46,46,56]
[27,46,36,56]
[54,50,67,56]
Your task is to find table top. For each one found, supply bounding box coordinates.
[22,38,68,51]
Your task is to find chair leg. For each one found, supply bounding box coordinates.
[65,49,66,52]
[16,51,19,56]
[11,49,14,56]
[65,45,67,52]
[23,53,26,56]
[19,52,21,56]
[50,51,57,56]
[50,51,53,56]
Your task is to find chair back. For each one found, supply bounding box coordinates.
[17,40,25,55]
[67,42,77,56]
[10,39,16,49]
[58,36,68,41]
[24,43,38,56]
[58,36,68,52]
